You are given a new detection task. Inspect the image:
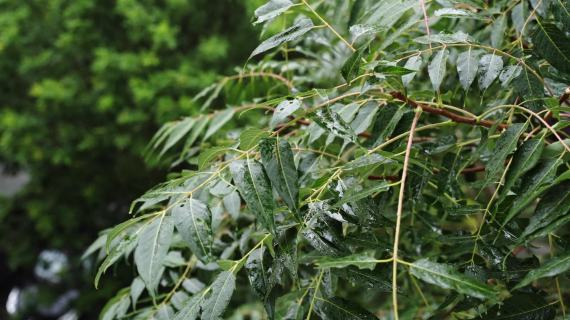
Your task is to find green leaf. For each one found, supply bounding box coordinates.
[501,138,544,196]
[254,0,295,25]
[332,267,391,291]
[201,271,236,320]
[434,8,485,19]
[499,65,522,87]
[415,31,474,44]
[240,128,270,150]
[457,47,482,91]
[260,137,299,213]
[198,146,229,170]
[478,53,503,91]
[350,102,378,135]
[485,292,556,319]
[342,46,366,82]
[230,160,276,234]
[250,18,314,58]
[482,123,527,189]
[204,109,235,140]
[531,21,570,74]
[512,60,544,111]
[130,277,145,307]
[95,234,138,289]
[401,55,422,87]
[270,99,302,129]
[172,198,213,261]
[428,49,449,92]
[503,158,562,225]
[333,181,391,206]
[514,252,570,289]
[553,0,570,32]
[491,15,507,48]
[173,293,203,320]
[100,288,130,320]
[519,181,570,242]
[344,153,395,170]
[134,213,173,297]
[159,118,195,157]
[245,247,276,317]
[315,253,378,270]
[312,107,358,143]
[314,297,378,320]
[410,259,498,300]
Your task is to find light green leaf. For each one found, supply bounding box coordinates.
[315,253,378,270]
[100,288,130,320]
[223,190,241,219]
[410,259,498,300]
[173,293,203,320]
[250,18,314,58]
[482,123,527,189]
[434,8,484,19]
[478,53,503,91]
[531,21,570,74]
[134,213,173,297]
[499,65,522,88]
[457,47,482,91]
[172,198,213,262]
[204,109,235,140]
[260,137,299,213]
[130,277,145,307]
[198,147,229,170]
[201,271,236,320]
[415,31,474,44]
[350,102,378,135]
[428,49,449,92]
[402,55,422,87]
[312,107,358,143]
[514,252,570,289]
[491,15,507,48]
[270,99,301,129]
[240,128,270,150]
[230,160,276,234]
[254,0,294,25]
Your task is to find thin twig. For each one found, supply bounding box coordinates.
[392,108,422,320]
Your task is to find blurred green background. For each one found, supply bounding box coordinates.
[0,0,261,318]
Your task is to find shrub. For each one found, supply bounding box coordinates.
[90,0,570,318]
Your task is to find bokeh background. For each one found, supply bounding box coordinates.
[0,0,261,318]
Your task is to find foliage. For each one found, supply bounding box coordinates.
[90,0,570,319]
[0,0,260,318]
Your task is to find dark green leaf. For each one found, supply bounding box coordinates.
[503,158,562,225]
[514,252,570,289]
[314,297,378,320]
[485,292,556,319]
[342,46,366,82]
[260,137,299,213]
[230,160,276,234]
[410,259,498,300]
[531,21,570,74]
[482,123,527,189]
